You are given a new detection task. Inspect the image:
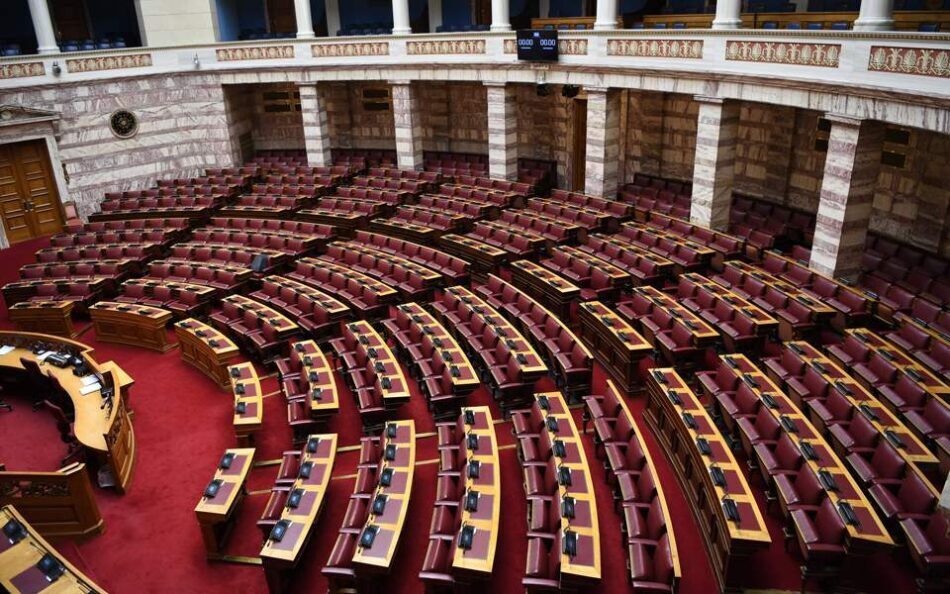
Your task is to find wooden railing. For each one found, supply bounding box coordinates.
[0,463,104,538]
[641,10,949,30]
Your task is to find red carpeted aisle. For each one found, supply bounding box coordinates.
[0,237,920,594]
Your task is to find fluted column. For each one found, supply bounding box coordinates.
[491,0,511,31]
[584,87,621,198]
[711,0,742,30]
[392,0,412,34]
[594,0,618,30]
[28,0,60,54]
[299,84,333,167]
[809,115,884,280]
[391,81,424,170]
[854,0,894,32]
[294,0,315,38]
[485,83,519,181]
[690,96,739,231]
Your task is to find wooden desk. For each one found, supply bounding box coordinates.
[438,234,507,280]
[717,354,894,554]
[229,362,263,446]
[779,341,936,470]
[194,448,255,556]
[174,319,240,390]
[353,420,416,573]
[89,301,173,352]
[1,277,109,309]
[7,300,78,339]
[369,216,441,244]
[0,505,107,593]
[450,406,500,578]
[528,197,615,231]
[345,321,410,409]
[644,368,770,592]
[532,392,601,584]
[261,433,337,594]
[577,301,651,393]
[510,259,580,320]
[0,332,133,456]
[288,340,339,421]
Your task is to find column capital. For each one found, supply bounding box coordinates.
[388,79,413,87]
[823,113,869,127]
[483,81,509,88]
[693,95,726,105]
[584,86,611,95]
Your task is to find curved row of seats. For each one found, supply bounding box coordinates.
[675,273,777,352]
[542,245,628,301]
[453,174,534,198]
[352,231,470,285]
[259,173,341,187]
[170,242,288,274]
[438,184,519,207]
[476,273,592,396]
[499,209,582,244]
[416,193,496,218]
[366,167,442,183]
[645,213,745,267]
[731,195,815,247]
[550,189,635,219]
[471,221,546,259]
[208,217,335,240]
[287,257,396,318]
[580,234,673,288]
[334,186,407,204]
[100,196,219,212]
[251,275,350,338]
[584,381,680,593]
[104,186,230,199]
[218,194,312,217]
[1,278,105,312]
[249,183,325,197]
[117,278,213,317]
[885,320,949,377]
[144,259,251,293]
[382,303,480,417]
[618,222,708,272]
[323,242,438,299]
[20,260,134,284]
[191,228,319,258]
[275,340,339,442]
[431,286,547,410]
[50,229,175,249]
[352,176,434,194]
[210,295,300,361]
[527,197,614,232]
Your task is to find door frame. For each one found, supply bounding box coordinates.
[0,111,71,249]
[571,98,587,192]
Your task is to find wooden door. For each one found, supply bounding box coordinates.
[572,99,588,192]
[50,0,91,41]
[0,140,65,244]
[267,0,298,35]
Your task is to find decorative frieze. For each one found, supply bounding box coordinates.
[215,46,294,62]
[606,39,703,59]
[725,41,840,68]
[868,46,950,78]
[312,42,389,58]
[407,39,485,55]
[0,62,44,80]
[65,53,152,73]
[503,38,587,55]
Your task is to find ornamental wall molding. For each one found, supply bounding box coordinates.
[215,45,294,61]
[725,40,841,68]
[868,46,950,78]
[606,39,704,59]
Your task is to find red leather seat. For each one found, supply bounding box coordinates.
[789,497,846,566]
[846,441,906,487]
[900,511,950,588]
[628,532,676,594]
[775,465,824,517]
[869,470,936,523]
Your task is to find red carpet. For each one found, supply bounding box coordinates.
[0,237,920,594]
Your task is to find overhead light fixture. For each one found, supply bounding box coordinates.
[193,53,200,69]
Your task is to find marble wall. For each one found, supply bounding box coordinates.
[417,82,488,155]
[0,73,234,218]
[323,82,396,150]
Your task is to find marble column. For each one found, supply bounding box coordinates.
[809,115,884,280]
[854,0,894,32]
[28,0,60,54]
[594,0,619,30]
[326,0,341,36]
[298,84,333,167]
[690,96,739,231]
[391,81,424,170]
[584,87,621,198]
[429,0,443,33]
[491,0,511,31]
[485,83,519,181]
[294,0,315,38]
[711,0,742,30]
[392,0,412,34]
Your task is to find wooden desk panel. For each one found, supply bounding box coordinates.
[90,301,173,352]
[392,303,479,393]
[353,421,416,572]
[194,448,256,555]
[175,318,240,390]
[7,300,77,339]
[345,321,410,407]
[644,368,770,592]
[577,301,651,393]
[229,362,263,446]
[633,286,719,346]
[510,259,580,320]
[288,340,339,419]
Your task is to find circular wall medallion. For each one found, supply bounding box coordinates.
[109,109,138,139]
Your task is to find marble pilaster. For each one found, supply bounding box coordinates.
[584,87,621,198]
[391,81,424,170]
[298,83,332,167]
[485,82,518,181]
[690,96,739,230]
